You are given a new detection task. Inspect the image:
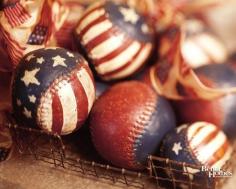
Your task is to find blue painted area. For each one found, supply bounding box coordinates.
[160,126,215,187]
[95,82,109,98]
[160,127,199,165]
[12,48,83,127]
[134,96,176,165]
[195,64,236,88]
[104,1,153,43]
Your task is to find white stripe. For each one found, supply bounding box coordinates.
[187,122,208,139]
[182,39,209,68]
[82,20,113,45]
[57,81,78,135]
[196,34,227,63]
[95,41,141,74]
[37,92,53,132]
[196,131,226,164]
[189,124,217,148]
[90,34,125,59]
[76,9,105,34]
[104,43,152,80]
[212,146,232,169]
[76,67,95,112]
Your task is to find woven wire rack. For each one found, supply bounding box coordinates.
[4,118,236,189]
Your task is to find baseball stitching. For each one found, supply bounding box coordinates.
[37,64,90,135]
[127,96,158,168]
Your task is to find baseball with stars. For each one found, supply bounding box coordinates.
[12,47,96,135]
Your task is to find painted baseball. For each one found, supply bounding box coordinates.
[172,64,236,140]
[90,81,176,170]
[160,122,232,188]
[12,47,95,135]
[75,1,154,81]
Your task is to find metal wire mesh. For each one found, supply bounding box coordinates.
[4,120,235,189]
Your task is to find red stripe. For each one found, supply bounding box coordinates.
[4,9,14,26]
[19,3,30,21]
[84,27,119,52]
[4,9,17,27]
[1,28,23,50]
[0,25,25,66]
[188,124,205,141]
[70,70,89,126]
[78,14,107,37]
[77,4,104,27]
[39,1,52,26]
[193,130,218,151]
[93,37,133,66]
[51,93,64,135]
[207,141,229,167]
[9,48,19,60]
[1,35,24,64]
[4,2,30,27]
[99,43,145,77]
[13,3,22,21]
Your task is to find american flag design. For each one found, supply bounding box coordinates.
[0,125,13,162]
[160,122,232,182]
[142,24,236,100]
[12,48,95,135]
[27,0,53,46]
[3,1,31,28]
[75,1,154,80]
[0,0,85,72]
[27,25,48,45]
[186,122,232,168]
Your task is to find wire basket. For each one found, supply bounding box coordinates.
[3,118,236,189]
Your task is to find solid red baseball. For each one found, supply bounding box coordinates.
[90,81,176,170]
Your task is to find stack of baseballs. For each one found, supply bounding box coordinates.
[0,0,235,188]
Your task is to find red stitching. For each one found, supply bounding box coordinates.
[37,64,84,134]
[127,97,157,168]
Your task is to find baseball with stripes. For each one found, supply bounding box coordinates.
[160,122,232,187]
[90,81,176,170]
[75,1,154,81]
[12,47,95,135]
